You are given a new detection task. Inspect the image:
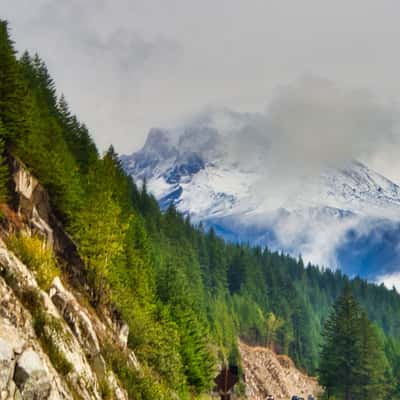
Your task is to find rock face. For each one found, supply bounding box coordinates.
[0,160,133,399]
[239,341,322,400]
[0,275,71,400]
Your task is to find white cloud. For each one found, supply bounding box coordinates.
[376,272,400,292]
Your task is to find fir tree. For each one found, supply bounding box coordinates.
[0,20,29,141]
[0,120,9,202]
[319,286,389,400]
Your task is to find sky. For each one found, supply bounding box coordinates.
[2,0,400,182]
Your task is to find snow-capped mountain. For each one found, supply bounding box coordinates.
[122,108,400,282]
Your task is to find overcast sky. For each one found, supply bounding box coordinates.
[2,0,400,181]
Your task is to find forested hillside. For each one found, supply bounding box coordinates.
[1,19,400,399]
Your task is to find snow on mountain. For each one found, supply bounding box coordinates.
[122,108,400,280]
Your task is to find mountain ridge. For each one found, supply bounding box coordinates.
[122,109,400,281]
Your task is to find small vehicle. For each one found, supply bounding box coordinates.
[266,396,274,400]
[308,396,315,400]
[291,397,304,400]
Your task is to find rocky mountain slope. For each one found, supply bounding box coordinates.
[0,159,136,400]
[239,341,322,400]
[122,109,400,280]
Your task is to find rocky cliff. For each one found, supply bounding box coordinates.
[0,159,137,400]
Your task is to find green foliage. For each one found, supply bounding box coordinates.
[264,312,284,348]
[6,233,59,290]
[0,121,9,202]
[36,316,74,377]
[0,20,30,142]
[69,158,127,303]
[17,52,84,221]
[99,379,112,400]
[57,94,98,174]
[102,344,171,400]
[319,287,390,400]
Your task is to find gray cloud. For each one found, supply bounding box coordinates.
[219,76,398,200]
[1,0,182,152]
[1,0,400,183]
[266,76,397,177]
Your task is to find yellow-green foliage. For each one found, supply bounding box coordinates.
[6,233,59,290]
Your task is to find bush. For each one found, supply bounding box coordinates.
[102,343,171,400]
[6,233,59,290]
[99,379,112,400]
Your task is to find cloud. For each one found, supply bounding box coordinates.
[173,79,400,272]
[271,211,360,269]
[206,76,400,218]
[376,272,400,292]
[1,0,183,153]
[267,76,397,172]
[227,76,398,183]
[3,0,400,172]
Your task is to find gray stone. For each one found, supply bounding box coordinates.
[0,338,15,394]
[118,322,129,349]
[20,371,52,400]
[16,349,45,377]
[0,338,13,361]
[14,349,52,399]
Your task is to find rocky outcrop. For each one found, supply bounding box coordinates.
[0,161,133,399]
[0,274,72,400]
[239,341,322,400]
[0,237,130,400]
[10,158,85,284]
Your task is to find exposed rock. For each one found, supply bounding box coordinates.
[239,340,322,400]
[0,280,72,400]
[48,279,130,399]
[0,241,101,399]
[107,372,128,400]
[14,349,52,399]
[49,277,101,356]
[0,338,16,396]
[118,322,129,349]
[11,158,85,285]
[13,167,38,201]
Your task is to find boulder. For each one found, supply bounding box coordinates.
[14,349,52,399]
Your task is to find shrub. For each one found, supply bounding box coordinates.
[102,343,170,400]
[6,233,59,290]
[99,379,112,400]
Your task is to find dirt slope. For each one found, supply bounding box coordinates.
[239,341,322,400]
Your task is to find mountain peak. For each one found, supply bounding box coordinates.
[122,111,400,277]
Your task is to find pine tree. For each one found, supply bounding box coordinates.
[69,159,127,303]
[0,20,29,141]
[0,120,9,202]
[355,314,389,399]
[319,286,389,400]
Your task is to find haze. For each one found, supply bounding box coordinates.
[2,0,400,182]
